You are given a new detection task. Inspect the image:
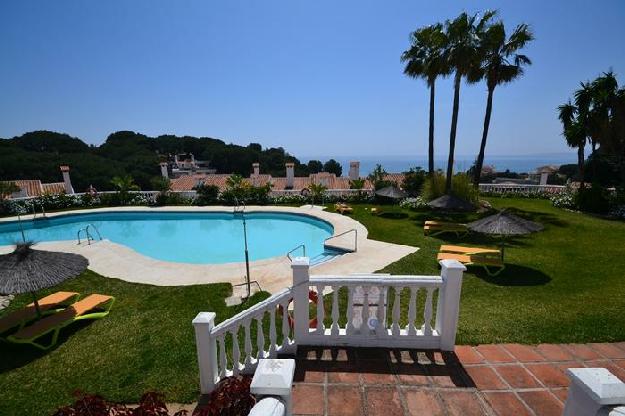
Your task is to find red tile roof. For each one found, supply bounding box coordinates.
[168,172,406,192]
[42,183,66,195]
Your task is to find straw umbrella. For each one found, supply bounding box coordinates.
[467,210,543,259]
[427,194,476,212]
[0,243,88,317]
[375,186,408,199]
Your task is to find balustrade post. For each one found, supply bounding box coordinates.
[435,259,466,351]
[291,257,310,345]
[192,312,218,394]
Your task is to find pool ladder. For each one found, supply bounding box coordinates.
[77,224,103,245]
[286,244,306,261]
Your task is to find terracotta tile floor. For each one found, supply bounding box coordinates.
[288,342,625,416]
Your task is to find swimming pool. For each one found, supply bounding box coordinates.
[0,211,336,264]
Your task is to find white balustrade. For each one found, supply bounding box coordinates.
[193,256,466,393]
[192,288,293,394]
[479,183,566,194]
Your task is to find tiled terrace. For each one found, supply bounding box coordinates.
[289,342,625,416]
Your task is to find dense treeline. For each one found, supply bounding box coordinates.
[0,130,327,192]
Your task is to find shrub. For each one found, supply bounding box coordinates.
[422,172,478,203]
[399,196,428,210]
[576,184,611,214]
[401,168,426,197]
[194,184,220,205]
[550,185,577,209]
[52,377,255,416]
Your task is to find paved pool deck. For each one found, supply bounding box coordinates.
[0,205,417,293]
[286,342,625,416]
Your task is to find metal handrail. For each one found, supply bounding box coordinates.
[86,224,103,240]
[324,228,358,252]
[286,244,306,261]
[77,227,92,245]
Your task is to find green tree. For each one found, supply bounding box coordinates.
[443,11,496,193]
[111,175,140,205]
[402,23,450,175]
[307,160,323,174]
[402,167,427,196]
[308,183,327,205]
[323,159,342,176]
[470,21,533,187]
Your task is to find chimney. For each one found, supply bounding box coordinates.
[252,162,260,177]
[160,162,169,179]
[286,162,295,189]
[60,165,74,194]
[349,161,360,180]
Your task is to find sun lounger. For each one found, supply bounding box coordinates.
[0,291,80,336]
[423,221,468,237]
[7,294,115,350]
[439,244,501,257]
[335,203,353,214]
[437,252,505,276]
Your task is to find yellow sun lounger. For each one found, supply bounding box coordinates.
[423,221,468,237]
[439,244,501,257]
[0,291,80,336]
[335,203,353,214]
[7,294,115,350]
[437,252,505,276]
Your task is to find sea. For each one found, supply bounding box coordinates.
[300,153,578,175]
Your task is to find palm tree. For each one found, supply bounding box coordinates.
[557,101,587,187]
[443,11,496,193]
[470,21,533,187]
[111,175,140,205]
[401,23,450,175]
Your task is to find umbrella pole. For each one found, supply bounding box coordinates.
[500,238,506,261]
[31,292,42,318]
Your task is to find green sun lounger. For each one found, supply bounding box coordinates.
[0,291,80,337]
[7,294,115,350]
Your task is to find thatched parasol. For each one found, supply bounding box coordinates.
[375,186,407,199]
[467,211,544,259]
[427,194,476,212]
[0,243,88,317]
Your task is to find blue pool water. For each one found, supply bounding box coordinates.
[0,211,335,264]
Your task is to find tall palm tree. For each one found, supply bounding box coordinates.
[401,23,450,175]
[469,21,533,187]
[443,11,496,193]
[557,101,587,187]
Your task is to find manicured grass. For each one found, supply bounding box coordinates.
[2,198,625,414]
[343,198,625,345]
[0,272,269,415]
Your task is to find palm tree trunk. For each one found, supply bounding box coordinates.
[428,80,436,175]
[578,145,585,189]
[445,72,462,194]
[473,87,494,187]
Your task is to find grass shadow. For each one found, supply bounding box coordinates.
[0,319,95,373]
[378,212,410,220]
[472,264,552,287]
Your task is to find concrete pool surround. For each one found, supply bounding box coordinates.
[0,205,417,293]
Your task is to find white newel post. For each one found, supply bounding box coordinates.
[564,368,625,416]
[291,257,310,344]
[435,259,466,351]
[193,312,218,394]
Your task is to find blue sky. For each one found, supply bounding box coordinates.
[1,0,624,159]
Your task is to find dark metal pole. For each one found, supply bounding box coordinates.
[17,214,26,243]
[242,212,251,299]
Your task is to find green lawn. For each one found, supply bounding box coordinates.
[2,197,625,414]
[0,272,269,415]
[350,198,625,345]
